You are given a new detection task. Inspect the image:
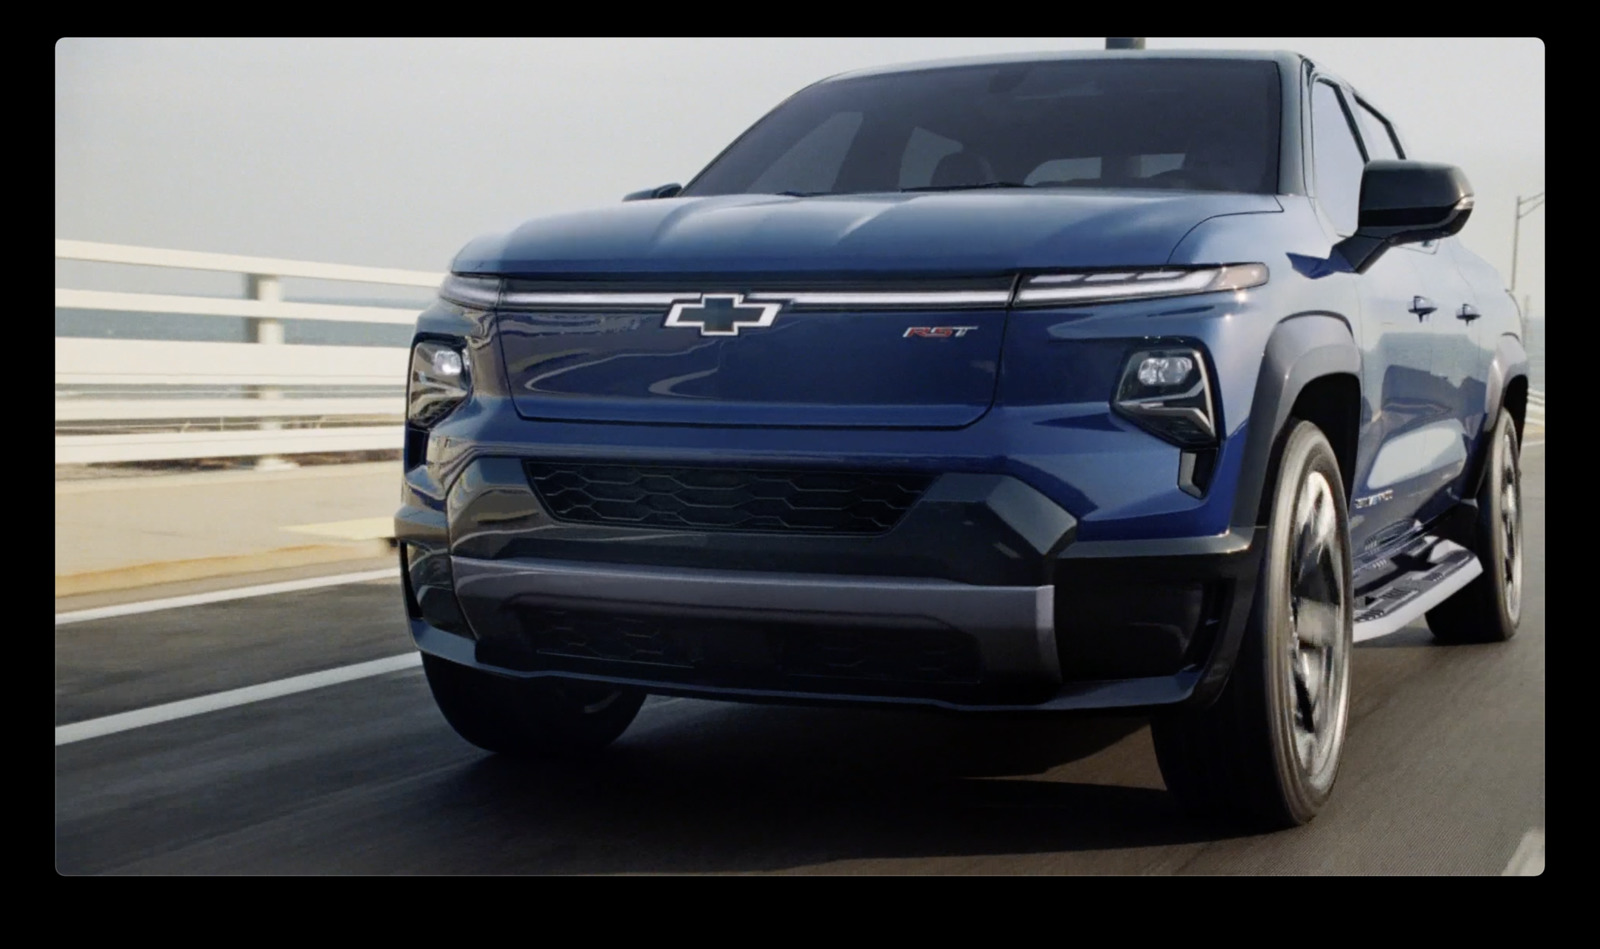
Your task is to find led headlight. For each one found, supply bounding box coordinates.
[1113,347,1217,447]
[1015,264,1267,306]
[408,340,471,428]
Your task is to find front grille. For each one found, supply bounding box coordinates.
[515,607,982,686]
[526,461,932,534]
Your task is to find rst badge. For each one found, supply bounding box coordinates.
[904,326,979,338]
[663,294,783,336]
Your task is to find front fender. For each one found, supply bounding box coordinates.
[1229,313,1361,532]
[1485,332,1530,435]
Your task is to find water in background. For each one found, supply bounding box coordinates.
[55,303,416,402]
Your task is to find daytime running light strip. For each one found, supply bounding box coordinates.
[442,265,1267,310]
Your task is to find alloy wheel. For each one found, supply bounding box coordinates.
[1285,470,1351,792]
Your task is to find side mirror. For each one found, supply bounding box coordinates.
[623,182,683,202]
[1335,160,1473,273]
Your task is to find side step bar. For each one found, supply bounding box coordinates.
[1352,535,1482,642]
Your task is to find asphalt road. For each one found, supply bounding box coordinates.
[55,446,1545,875]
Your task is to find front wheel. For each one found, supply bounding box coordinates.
[1152,419,1354,828]
[422,654,646,758]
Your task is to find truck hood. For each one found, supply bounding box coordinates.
[453,190,1282,276]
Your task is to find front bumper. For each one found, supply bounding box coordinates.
[399,456,1262,712]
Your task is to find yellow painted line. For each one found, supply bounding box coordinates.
[281,517,394,541]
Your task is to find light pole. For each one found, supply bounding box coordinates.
[1510,191,1544,294]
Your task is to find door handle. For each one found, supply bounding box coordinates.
[1409,296,1437,319]
[1457,303,1481,322]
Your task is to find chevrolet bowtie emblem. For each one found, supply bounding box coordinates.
[663,293,783,336]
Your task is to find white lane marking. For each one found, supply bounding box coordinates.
[55,652,422,746]
[55,568,398,626]
[1502,828,1545,875]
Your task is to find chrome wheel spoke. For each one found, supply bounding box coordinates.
[1293,713,1317,766]
[1293,489,1335,593]
[1293,647,1322,720]
[1295,599,1340,649]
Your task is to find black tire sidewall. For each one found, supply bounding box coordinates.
[422,654,645,756]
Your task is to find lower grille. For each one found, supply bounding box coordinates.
[525,461,932,534]
[513,607,982,686]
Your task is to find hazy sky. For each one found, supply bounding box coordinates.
[55,37,1544,313]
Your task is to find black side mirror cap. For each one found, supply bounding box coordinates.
[623,183,684,202]
[1335,160,1473,272]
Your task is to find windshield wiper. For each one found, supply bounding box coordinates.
[899,182,1033,193]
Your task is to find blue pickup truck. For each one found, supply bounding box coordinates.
[396,49,1527,828]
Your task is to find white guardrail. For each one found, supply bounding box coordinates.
[56,239,443,465]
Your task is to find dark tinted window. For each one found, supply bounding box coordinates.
[685,59,1281,197]
[898,126,965,188]
[1311,81,1366,234]
[746,111,863,194]
[1354,100,1402,161]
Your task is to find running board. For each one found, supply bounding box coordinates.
[1352,535,1482,642]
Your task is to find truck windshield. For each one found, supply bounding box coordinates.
[683,58,1281,197]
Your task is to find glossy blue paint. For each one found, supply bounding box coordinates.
[419,214,1510,553]
[398,48,1523,715]
[496,300,1009,428]
[412,278,1280,544]
[451,191,1282,276]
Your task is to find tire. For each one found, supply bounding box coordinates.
[1151,419,1354,829]
[422,653,646,758]
[1425,409,1522,643]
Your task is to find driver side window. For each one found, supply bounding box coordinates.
[1310,81,1366,236]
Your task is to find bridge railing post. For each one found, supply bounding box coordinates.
[245,273,295,471]
[56,239,440,468]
